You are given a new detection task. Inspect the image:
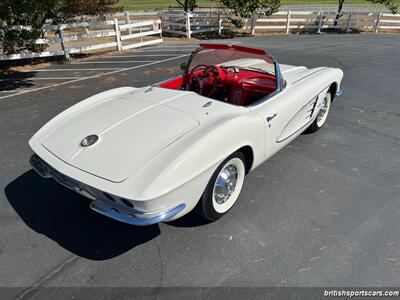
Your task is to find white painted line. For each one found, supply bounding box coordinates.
[22,68,123,72]
[143,45,199,49]
[103,54,178,58]
[156,41,242,48]
[71,60,154,64]
[1,77,88,81]
[1,89,37,93]
[0,53,190,100]
[26,77,88,80]
[133,49,196,52]
[0,77,85,81]
[115,42,241,53]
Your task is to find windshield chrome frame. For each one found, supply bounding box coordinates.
[247,57,285,107]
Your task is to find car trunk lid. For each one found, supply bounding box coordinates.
[41,88,200,182]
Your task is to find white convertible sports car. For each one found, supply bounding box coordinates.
[29,44,343,225]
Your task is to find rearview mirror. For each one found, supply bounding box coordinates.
[180,62,187,71]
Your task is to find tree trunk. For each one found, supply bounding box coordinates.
[334,0,345,26]
[176,0,189,12]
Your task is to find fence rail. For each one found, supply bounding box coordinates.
[0,17,162,61]
[250,10,400,34]
[279,4,389,12]
[1,7,400,61]
[160,11,235,38]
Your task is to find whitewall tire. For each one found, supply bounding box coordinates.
[306,92,332,133]
[196,152,246,221]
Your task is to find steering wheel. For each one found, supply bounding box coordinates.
[189,64,224,97]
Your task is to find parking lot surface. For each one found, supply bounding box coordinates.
[0,35,399,298]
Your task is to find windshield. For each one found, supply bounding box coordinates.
[188,46,275,75]
[158,44,283,107]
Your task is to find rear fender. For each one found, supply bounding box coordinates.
[126,113,265,200]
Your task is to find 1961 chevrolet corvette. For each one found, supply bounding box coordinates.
[29,44,343,225]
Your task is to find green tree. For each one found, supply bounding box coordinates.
[0,0,119,54]
[218,0,280,18]
[367,0,398,13]
[334,0,398,25]
[56,0,120,22]
[175,0,280,17]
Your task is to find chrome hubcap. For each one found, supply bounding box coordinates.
[214,164,238,204]
[317,97,328,124]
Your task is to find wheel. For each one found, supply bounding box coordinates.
[196,152,246,221]
[305,92,332,134]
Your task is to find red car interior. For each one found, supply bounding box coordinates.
[159,65,277,106]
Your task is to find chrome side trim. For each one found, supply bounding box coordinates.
[276,97,317,144]
[90,200,186,226]
[291,68,327,85]
[276,118,314,144]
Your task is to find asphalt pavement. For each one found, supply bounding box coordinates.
[0,34,399,299]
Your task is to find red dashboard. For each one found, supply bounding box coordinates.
[159,66,277,106]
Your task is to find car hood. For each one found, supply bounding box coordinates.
[41,87,200,183]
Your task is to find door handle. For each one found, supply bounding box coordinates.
[266,113,277,127]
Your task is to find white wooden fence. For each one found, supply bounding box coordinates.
[1,8,399,61]
[251,10,400,34]
[0,18,162,61]
[160,11,235,38]
[279,4,389,12]
[160,9,400,37]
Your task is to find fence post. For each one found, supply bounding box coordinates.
[375,12,382,33]
[346,12,352,33]
[113,18,122,51]
[286,10,291,34]
[250,10,257,35]
[218,11,222,35]
[186,12,191,39]
[58,24,69,59]
[158,19,163,41]
[125,11,132,35]
[317,10,323,33]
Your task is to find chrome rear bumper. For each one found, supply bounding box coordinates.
[30,154,185,226]
[30,154,51,178]
[90,200,186,226]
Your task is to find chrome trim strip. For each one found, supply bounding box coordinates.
[90,200,186,226]
[276,118,314,144]
[291,68,327,85]
[275,84,332,144]
[275,97,317,144]
[275,59,283,92]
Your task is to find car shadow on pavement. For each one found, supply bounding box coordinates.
[167,211,212,228]
[0,71,35,91]
[4,170,160,260]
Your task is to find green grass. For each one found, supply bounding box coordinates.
[118,0,397,10]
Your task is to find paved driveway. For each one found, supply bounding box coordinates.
[0,34,399,299]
